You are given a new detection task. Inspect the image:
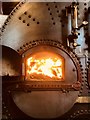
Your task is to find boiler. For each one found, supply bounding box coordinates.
[1,1,90,120]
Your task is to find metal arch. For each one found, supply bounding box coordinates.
[1,1,25,34]
[15,39,83,89]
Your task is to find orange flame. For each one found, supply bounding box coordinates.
[26,57,63,79]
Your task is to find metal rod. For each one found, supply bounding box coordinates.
[88,7,90,36]
[72,4,78,29]
[68,13,72,35]
[0,1,3,14]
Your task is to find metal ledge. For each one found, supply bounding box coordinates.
[76,96,90,103]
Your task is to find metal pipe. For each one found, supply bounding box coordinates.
[66,6,72,35]
[0,1,3,14]
[68,14,72,35]
[67,13,72,47]
[88,7,90,36]
[72,4,78,29]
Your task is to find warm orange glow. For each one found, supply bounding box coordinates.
[26,52,64,80]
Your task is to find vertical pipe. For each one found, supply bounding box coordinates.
[68,14,72,35]
[67,7,72,47]
[0,1,3,14]
[67,6,72,35]
[72,5,78,29]
[88,7,90,36]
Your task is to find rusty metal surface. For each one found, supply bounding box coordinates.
[76,96,90,103]
[1,2,89,52]
[3,80,81,91]
[12,91,79,119]
[1,1,90,120]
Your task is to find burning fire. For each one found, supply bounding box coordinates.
[26,56,63,80]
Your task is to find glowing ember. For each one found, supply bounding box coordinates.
[26,56,63,79]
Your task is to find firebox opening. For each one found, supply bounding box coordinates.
[25,51,64,81]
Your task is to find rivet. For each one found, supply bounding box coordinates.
[81,86,83,90]
[53,22,55,25]
[48,8,50,11]
[27,23,30,26]
[62,25,64,27]
[23,44,25,47]
[52,17,54,20]
[58,14,61,17]
[24,11,27,15]
[84,3,87,6]
[73,113,76,115]
[78,94,81,97]
[11,13,13,15]
[85,109,88,112]
[80,65,82,67]
[81,82,84,86]
[46,3,48,6]
[21,2,24,4]
[28,15,31,18]
[70,115,73,118]
[84,8,87,11]
[23,20,25,23]
[4,106,6,109]
[73,68,76,72]
[62,89,66,93]
[19,4,21,7]
[60,20,62,22]
[79,90,82,93]
[81,68,83,71]
[85,76,87,78]
[8,114,10,116]
[8,16,11,19]
[1,30,4,32]
[78,33,80,35]
[8,91,11,93]
[13,9,16,12]
[81,110,84,112]
[77,111,80,114]
[19,17,21,20]
[5,22,7,25]
[33,18,35,21]
[16,7,18,10]
[55,5,57,8]
[37,22,39,24]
